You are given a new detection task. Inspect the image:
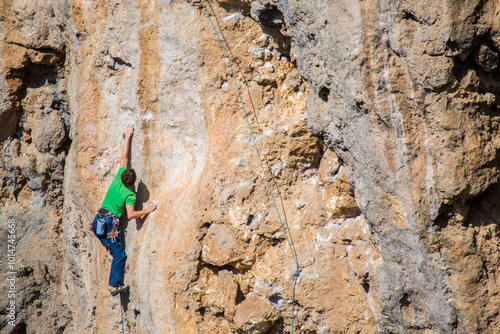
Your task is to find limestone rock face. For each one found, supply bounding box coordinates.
[234,293,278,333]
[254,0,500,332]
[0,0,499,334]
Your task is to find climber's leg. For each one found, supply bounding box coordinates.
[108,234,127,287]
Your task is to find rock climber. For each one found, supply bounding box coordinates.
[91,124,157,296]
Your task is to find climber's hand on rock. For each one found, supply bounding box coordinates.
[147,203,157,213]
[126,124,134,138]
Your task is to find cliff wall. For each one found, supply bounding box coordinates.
[0,0,499,333]
[266,0,500,332]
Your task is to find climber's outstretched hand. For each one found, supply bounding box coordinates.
[126,124,134,138]
[147,203,158,213]
[121,124,134,168]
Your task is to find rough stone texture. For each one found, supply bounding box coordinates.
[234,292,278,333]
[1,0,499,333]
[0,1,71,333]
[0,1,376,334]
[254,0,500,332]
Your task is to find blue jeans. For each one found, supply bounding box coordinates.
[93,214,127,287]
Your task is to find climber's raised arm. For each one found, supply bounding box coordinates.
[120,124,134,168]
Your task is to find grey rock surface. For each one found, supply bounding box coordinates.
[259,0,500,332]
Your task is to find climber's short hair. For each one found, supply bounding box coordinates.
[121,168,136,187]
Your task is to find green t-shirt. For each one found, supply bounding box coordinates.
[101,167,136,217]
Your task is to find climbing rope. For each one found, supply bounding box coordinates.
[198,1,300,332]
[120,298,125,334]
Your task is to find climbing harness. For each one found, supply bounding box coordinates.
[91,208,120,242]
[109,216,120,242]
[198,1,301,332]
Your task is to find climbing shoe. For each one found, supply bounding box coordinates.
[110,285,129,296]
